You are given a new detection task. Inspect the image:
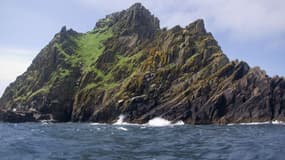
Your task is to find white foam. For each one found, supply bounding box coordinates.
[174,120,185,125]
[40,120,50,125]
[272,120,285,125]
[239,121,271,125]
[114,115,125,125]
[145,117,185,127]
[90,123,106,126]
[113,115,137,125]
[112,115,185,127]
[117,126,128,131]
[41,122,49,125]
[228,120,285,126]
[147,117,171,127]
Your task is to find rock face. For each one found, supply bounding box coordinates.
[0,3,285,124]
[0,110,36,123]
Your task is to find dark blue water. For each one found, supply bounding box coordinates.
[0,123,284,160]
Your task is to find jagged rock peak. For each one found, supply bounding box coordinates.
[127,2,146,10]
[57,25,79,38]
[96,3,160,39]
[186,19,207,34]
[60,25,67,33]
[124,3,160,33]
[126,2,156,20]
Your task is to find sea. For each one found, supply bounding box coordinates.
[0,117,285,160]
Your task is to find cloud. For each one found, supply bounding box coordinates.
[78,0,137,12]
[0,48,37,96]
[78,0,285,39]
[188,0,285,39]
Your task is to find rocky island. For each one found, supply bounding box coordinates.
[0,3,284,124]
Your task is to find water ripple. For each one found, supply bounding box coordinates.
[0,123,284,160]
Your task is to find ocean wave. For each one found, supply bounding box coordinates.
[146,117,171,126]
[40,120,51,125]
[116,126,128,131]
[41,122,49,125]
[90,123,106,126]
[272,120,285,125]
[228,120,285,126]
[113,115,184,127]
[113,115,138,126]
[146,117,184,127]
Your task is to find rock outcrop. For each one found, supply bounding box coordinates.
[0,3,285,124]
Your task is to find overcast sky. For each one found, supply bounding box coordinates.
[1,0,285,96]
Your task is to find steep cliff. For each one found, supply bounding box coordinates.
[1,3,285,124]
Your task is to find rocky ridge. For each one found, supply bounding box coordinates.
[0,3,285,124]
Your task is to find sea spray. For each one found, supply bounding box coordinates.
[114,115,125,125]
[174,120,185,126]
[113,115,137,125]
[146,117,184,127]
[147,117,171,126]
[272,120,285,125]
[113,115,185,127]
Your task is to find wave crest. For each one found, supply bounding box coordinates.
[113,115,184,127]
[228,120,285,126]
[147,117,184,127]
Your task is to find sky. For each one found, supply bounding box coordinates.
[0,0,285,96]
